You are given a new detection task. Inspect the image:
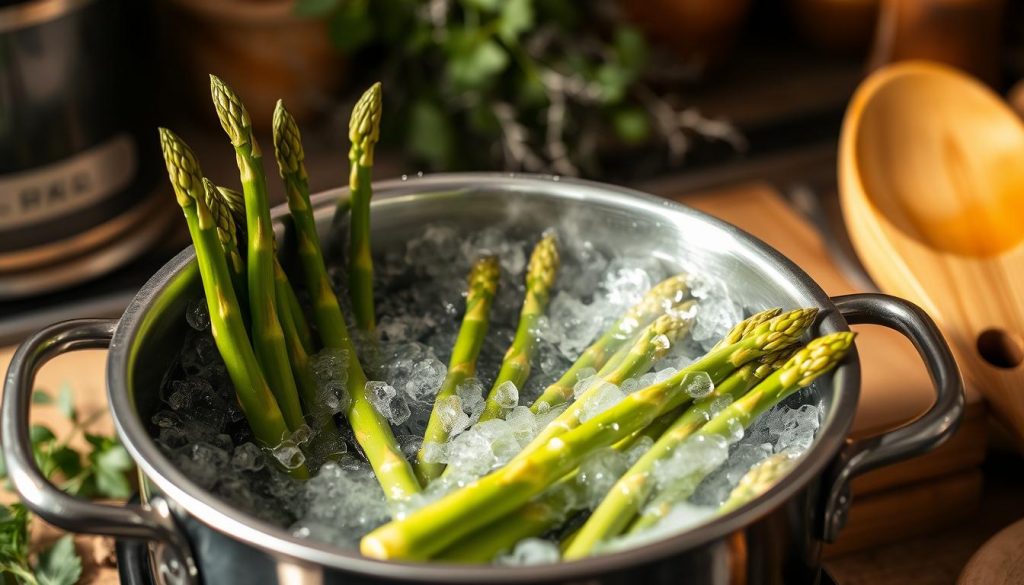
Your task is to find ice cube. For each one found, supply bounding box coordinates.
[684,371,714,399]
[576,448,630,508]
[505,406,537,446]
[272,442,306,470]
[491,381,519,411]
[498,538,560,565]
[579,382,625,423]
[185,297,210,331]
[231,443,265,472]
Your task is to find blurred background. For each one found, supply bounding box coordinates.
[3,2,1024,582]
[2,0,1023,314]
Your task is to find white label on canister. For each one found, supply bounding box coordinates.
[0,134,136,229]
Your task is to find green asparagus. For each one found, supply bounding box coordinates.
[530,274,691,412]
[434,405,685,563]
[479,234,560,421]
[562,347,796,558]
[717,452,798,516]
[521,308,696,455]
[209,75,306,433]
[211,184,315,354]
[158,129,305,478]
[270,97,421,501]
[347,82,383,332]
[416,256,501,484]
[627,331,855,535]
[359,308,816,560]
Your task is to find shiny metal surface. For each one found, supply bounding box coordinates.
[2,174,963,584]
[0,319,197,583]
[823,293,964,541]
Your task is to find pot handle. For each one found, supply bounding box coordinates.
[2,319,197,584]
[821,293,964,541]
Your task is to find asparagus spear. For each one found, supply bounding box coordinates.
[520,308,696,456]
[416,256,501,484]
[711,307,782,351]
[434,405,685,563]
[717,452,798,516]
[158,129,305,478]
[347,82,383,332]
[270,98,421,501]
[562,347,796,558]
[628,331,855,536]
[211,184,315,354]
[359,309,816,560]
[271,257,345,458]
[479,233,560,422]
[209,75,306,433]
[530,274,691,413]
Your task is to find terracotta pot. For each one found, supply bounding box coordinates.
[163,0,345,128]
[620,0,750,73]
[790,0,880,55]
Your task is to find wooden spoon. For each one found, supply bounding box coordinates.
[839,60,1024,449]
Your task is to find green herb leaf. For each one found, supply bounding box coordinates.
[294,0,340,17]
[447,38,509,90]
[56,384,76,423]
[34,535,81,585]
[327,0,375,51]
[31,390,52,405]
[29,425,55,447]
[88,439,133,499]
[612,106,651,145]
[462,0,501,13]
[498,0,533,42]
[407,98,456,170]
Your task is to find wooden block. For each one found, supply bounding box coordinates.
[824,469,983,558]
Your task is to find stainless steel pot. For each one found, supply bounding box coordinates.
[2,174,963,585]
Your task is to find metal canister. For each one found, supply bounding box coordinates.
[0,0,170,298]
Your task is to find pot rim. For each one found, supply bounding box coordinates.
[106,173,859,582]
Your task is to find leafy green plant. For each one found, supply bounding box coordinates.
[296,0,744,175]
[0,387,135,584]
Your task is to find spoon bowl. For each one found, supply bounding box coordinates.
[840,60,1024,447]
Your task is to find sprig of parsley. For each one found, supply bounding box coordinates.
[0,386,134,585]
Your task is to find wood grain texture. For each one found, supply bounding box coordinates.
[825,469,983,558]
[958,518,1024,585]
[840,60,1024,449]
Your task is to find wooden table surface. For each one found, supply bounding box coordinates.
[1,182,1020,584]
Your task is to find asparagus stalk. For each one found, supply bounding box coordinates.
[271,257,345,456]
[434,405,685,563]
[270,98,421,501]
[530,274,691,413]
[711,307,783,351]
[359,308,816,560]
[158,129,305,478]
[479,233,560,421]
[416,256,501,484]
[211,184,315,354]
[717,452,798,516]
[628,331,855,535]
[520,308,696,455]
[209,75,306,433]
[347,83,383,332]
[562,347,796,559]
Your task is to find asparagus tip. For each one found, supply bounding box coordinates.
[209,74,252,148]
[527,233,560,291]
[158,127,203,208]
[779,331,856,388]
[349,81,383,161]
[272,100,305,178]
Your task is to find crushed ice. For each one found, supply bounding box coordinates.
[152,222,825,561]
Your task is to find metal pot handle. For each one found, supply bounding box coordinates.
[822,293,965,541]
[2,319,197,584]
